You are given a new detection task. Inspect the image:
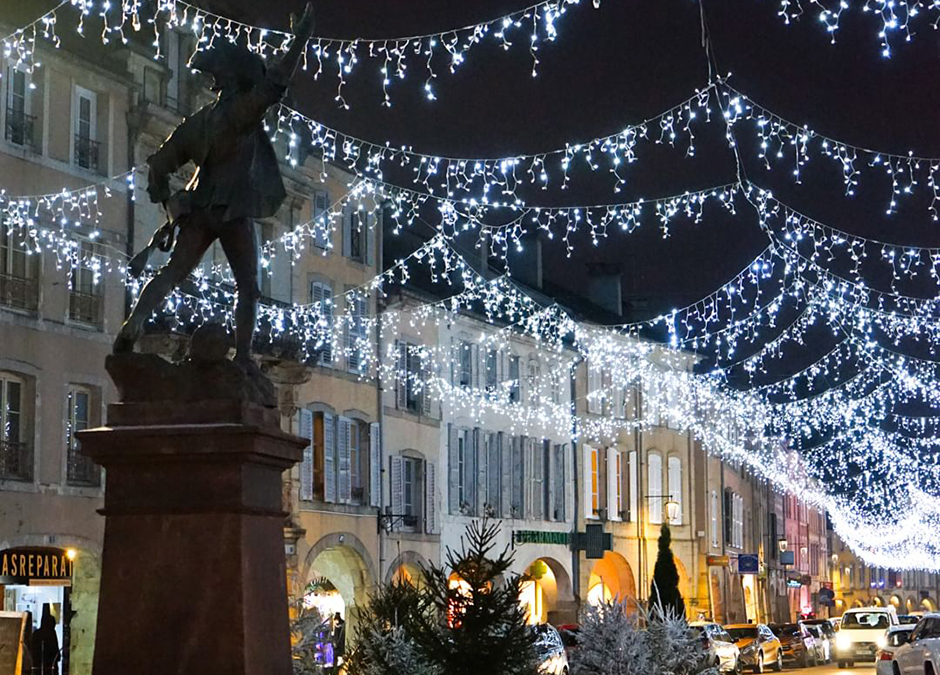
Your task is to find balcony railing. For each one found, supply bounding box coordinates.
[74,134,101,172]
[69,290,103,326]
[0,273,39,311]
[0,440,33,482]
[5,107,37,151]
[67,445,101,487]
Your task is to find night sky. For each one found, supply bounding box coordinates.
[220,0,940,314]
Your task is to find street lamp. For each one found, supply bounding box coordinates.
[778,538,789,554]
[665,499,680,523]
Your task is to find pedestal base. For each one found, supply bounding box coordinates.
[79,400,303,675]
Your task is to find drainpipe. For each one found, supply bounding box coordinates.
[375,210,386,583]
[125,102,138,318]
[636,384,645,603]
[570,355,580,601]
[720,457,727,622]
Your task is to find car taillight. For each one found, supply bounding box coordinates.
[879,651,894,661]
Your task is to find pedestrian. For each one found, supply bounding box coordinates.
[332,612,346,673]
[30,610,60,675]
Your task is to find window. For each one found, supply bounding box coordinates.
[508,355,521,402]
[769,512,778,560]
[552,443,565,521]
[0,373,30,481]
[648,452,663,524]
[458,341,473,388]
[342,206,373,265]
[260,222,274,297]
[0,227,39,311]
[710,490,719,547]
[727,492,743,548]
[511,435,524,518]
[448,426,478,516]
[526,438,544,520]
[345,295,369,372]
[69,241,103,326]
[607,447,622,521]
[526,359,540,404]
[484,432,501,517]
[485,349,499,393]
[396,341,426,413]
[5,65,34,149]
[142,67,165,105]
[312,190,331,250]
[402,457,417,519]
[348,212,363,261]
[310,281,333,366]
[587,362,602,414]
[667,456,682,525]
[349,421,364,503]
[165,29,181,111]
[390,454,426,532]
[73,85,99,171]
[66,386,99,486]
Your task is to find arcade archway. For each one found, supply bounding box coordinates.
[520,557,572,625]
[386,551,430,588]
[922,597,937,611]
[301,533,375,639]
[587,551,637,610]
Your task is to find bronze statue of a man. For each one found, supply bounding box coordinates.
[114,4,315,366]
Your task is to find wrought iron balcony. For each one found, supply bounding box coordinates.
[69,289,103,326]
[74,134,101,171]
[0,272,39,311]
[0,440,33,482]
[67,444,101,487]
[5,107,37,151]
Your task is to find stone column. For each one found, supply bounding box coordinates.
[79,343,304,675]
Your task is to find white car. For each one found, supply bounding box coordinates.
[877,625,916,675]
[834,606,899,667]
[691,622,741,673]
[892,613,940,675]
[532,623,570,674]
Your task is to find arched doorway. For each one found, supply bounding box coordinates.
[672,555,691,611]
[519,557,572,625]
[871,596,885,607]
[587,551,637,610]
[906,597,916,612]
[922,597,937,611]
[301,533,375,639]
[853,599,865,608]
[386,551,430,588]
[890,595,902,610]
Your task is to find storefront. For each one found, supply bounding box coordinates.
[1,547,76,674]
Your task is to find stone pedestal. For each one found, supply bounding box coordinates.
[79,398,304,675]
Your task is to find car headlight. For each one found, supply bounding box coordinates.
[836,634,852,650]
[877,635,887,650]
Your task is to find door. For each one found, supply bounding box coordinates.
[897,619,927,675]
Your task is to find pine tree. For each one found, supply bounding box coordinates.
[649,523,685,618]
[570,599,649,675]
[646,604,720,675]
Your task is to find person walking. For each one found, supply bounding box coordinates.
[20,611,34,675]
[30,611,60,675]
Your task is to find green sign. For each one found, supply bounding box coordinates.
[513,530,570,546]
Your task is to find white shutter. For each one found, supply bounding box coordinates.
[366,212,375,267]
[342,205,352,258]
[648,453,663,524]
[587,364,600,414]
[390,456,403,530]
[370,422,381,507]
[628,449,638,522]
[324,412,336,502]
[583,444,595,519]
[668,456,682,525]
[448,424,460,514]
[299,409,314,501]
[395,340,407,409]
[425,461,437,534]
[421,352,434,417]
[606,447,619,521]
[499,433,512,517]
[338,417,352,502]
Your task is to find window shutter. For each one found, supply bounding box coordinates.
[370,422,381,507]
[323,412,336,502]
[338,417,352,502]
[390,456,403,530]
[395,340,407,409]
[320,285,333,365]
[486,432,500,517]
[499,432,512,517]
[424,461,437,534]
[470,427,480,516]
[628,450,638,523]
[583,444,594,519]
[342,205,352,258]
[314,191,331,249]
[724,490,733,544]
[668,456,682,525]
[448,423,459,515]
[421,352,434,417]
[366,212,375,267]
[299,409,314,501]
[511,436,524,518]
[606,447,619,521]
[648,453,663,524]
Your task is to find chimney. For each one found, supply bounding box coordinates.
[506,231,543,290]
[586,263,622,317]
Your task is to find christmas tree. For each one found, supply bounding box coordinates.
[649,524,685,618]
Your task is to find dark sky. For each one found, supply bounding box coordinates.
[222,0,939,314]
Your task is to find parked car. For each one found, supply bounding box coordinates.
[725,623,783,673]
[803,623,831,663]
[556,623,580,659]
[691,622,741,673]
[831,616,843,630]
[891,613,940,675]
[876,625,916,675]
[803,619,836,663]
[834,606,898,667]
[532,624,569,674]
[769,623,818,668]
[897,614,921,626]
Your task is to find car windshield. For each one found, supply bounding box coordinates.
[727,627,759,640]
[842,613,890,629]
[772,624,801,637]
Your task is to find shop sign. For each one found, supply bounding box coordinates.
[707,555,730,567]
[513,530,570,546]
[786,571,803,588]
[738,554,760,574]
[0,547,73,586]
